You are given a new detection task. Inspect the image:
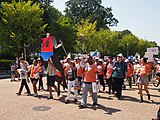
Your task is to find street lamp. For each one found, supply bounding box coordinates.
[127,43,129,58]
[24,44,29,61]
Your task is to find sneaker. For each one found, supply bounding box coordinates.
[108,94,112,98]
[33,93,38,97]
[65,100,70,104]
[79,105,86,109]
[10,80,13,82]
[139,97,143,103]
[103,87,105,91]
[73,98,78,102]
[27,93,31,96]
[16,93,20,95]
[47,96,53,100]
[57,90,60,97]
[148,94,150,100]
[93,103,98,108]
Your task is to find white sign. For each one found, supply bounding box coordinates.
[144,52,154,62]
[147,47,159,55]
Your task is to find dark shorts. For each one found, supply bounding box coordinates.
[11,71,15,75]
[156,73,160,77]
[30,78,39,83]
[47,76,56,87]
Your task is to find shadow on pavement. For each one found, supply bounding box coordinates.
[83,103,121,115]
[37,94,48,99]
[98,95,113,100]
[120,95,139,102]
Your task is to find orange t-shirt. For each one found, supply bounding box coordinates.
[57,70,62,77]
[127,63,133,77]
[75,63,83,77]
[97,64,104,75]
[139,64,150,76]
[106,63,113,78]
[84,63,97,82]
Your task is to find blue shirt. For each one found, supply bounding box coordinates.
[112,61,127,79]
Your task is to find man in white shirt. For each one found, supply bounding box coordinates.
[16,57,31,96]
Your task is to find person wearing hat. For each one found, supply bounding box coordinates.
[112,53,127,99]
[65,59,78,104]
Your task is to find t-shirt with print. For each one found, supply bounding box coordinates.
[84,63,97,82]
[139,64,149,77]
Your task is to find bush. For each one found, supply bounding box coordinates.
[0,59,15,70]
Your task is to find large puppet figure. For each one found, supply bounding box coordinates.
[40,33,66,89]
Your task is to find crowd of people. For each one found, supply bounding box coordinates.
[10,53,160,111]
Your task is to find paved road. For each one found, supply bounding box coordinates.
[0,78,159,120]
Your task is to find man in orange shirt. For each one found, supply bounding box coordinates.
[79,56,98,109]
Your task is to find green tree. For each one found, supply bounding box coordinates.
[118,29,132,39]
[53,16,77,54]
[118,34,139,57]
[136,39,157,56]
[0,1,46,57]
[65,0,118,29]
[76,20,97,53]
[93,29,119,56]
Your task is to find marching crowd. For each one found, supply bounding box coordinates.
[10,53,160,110]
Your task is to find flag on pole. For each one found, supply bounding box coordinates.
[91,50,98,57]
[67,53,71,59]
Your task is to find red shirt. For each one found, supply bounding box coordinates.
[127,63,133,77]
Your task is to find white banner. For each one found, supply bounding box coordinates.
[147,47,159,55]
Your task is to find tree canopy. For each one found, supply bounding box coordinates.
[65,0,118,29]
[0,0,158,59]
[0,1,46,56]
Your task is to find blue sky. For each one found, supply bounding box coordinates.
[52,0,160,45]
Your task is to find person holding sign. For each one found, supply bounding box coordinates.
[79,56,98,109]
